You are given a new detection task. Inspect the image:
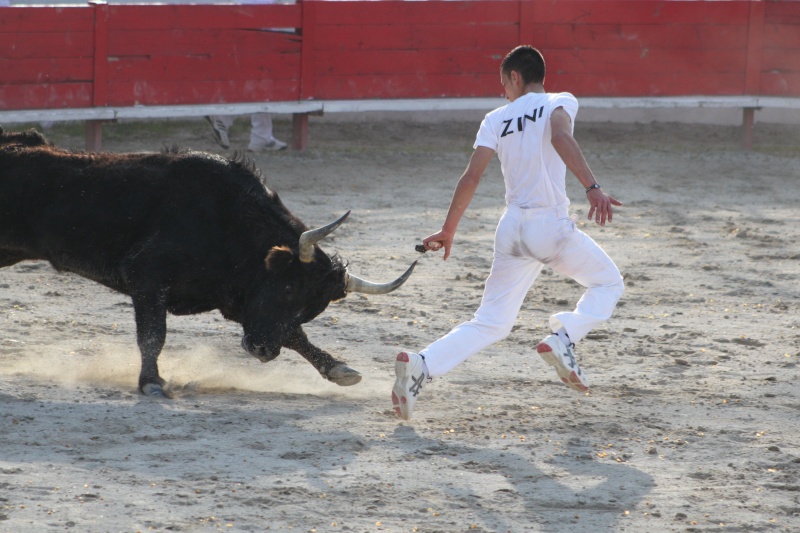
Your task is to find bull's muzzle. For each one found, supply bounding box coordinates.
[241,335,280,363]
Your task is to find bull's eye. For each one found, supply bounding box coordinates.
[284,285,293,299]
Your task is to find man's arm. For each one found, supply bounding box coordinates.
[423,146,495,260]
[550,107,621,226]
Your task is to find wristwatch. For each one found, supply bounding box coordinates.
[585,183,601,193]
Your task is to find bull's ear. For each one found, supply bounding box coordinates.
[265,246,294,273]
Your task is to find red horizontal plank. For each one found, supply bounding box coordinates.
[528,0,751,25]
[764,1,800,24]
[762,23,800,49]
[0,31,94,59]
[548,72,746,97]
[0,58,93,84]
[313,0,519,25]
[0,83,93,110]
[761,49,800,73]
[108,29,300,57]
[529,23,747,51]
[314,23,517,51]
[0,7,93,33]
[314,49,511,77]
[312,74,503,100]
[316,47,747,79]
[760,73,800,96]
[104,80,300,107]
[543,48,747,75]
[106,54,300,84]
[106,5,301,31]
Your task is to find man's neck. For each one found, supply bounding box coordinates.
[508,82,545,102]
[525,82,545,94]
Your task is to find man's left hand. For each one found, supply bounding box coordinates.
[587,188,622,226]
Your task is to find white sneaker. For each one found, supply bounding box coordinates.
[247,138,287,152]
[537,335,590,392]
[392,352,426,420]
[205,116,230,149]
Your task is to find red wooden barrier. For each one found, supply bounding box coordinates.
[0,6,95,109]
[308,0,520,99]
[524,1,752,96]
[762,1,800,95]
[103,4,303,106]
[0,0,798,148]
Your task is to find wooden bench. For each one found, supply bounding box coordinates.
[578,96,800,149]
[1,96,796,151]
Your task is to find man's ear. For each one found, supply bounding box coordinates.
[265,246,294,273]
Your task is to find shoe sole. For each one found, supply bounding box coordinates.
[248,144,287,152]
[537,342,590,392]
[391,352,412,420]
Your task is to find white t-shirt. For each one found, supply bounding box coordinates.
[474,92,578,209]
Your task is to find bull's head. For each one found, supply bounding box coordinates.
[241,211,416,361]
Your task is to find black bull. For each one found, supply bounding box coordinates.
[0,128,416,397]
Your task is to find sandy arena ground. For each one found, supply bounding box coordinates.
[1,117,799,532]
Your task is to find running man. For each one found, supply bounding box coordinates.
[392,45,624,421]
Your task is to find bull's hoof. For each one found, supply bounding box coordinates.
[325,364,362,386]
[141,383,171,398]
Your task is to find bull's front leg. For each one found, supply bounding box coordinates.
[132,290,170,397]
[282,327,362,386]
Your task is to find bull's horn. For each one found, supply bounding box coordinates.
[345,261,417,295]
[298,210,351,263]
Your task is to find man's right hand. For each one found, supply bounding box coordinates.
[423,230,454,260]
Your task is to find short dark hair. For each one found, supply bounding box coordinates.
[500,46,546,85]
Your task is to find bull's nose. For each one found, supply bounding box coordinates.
[241,335,280,363]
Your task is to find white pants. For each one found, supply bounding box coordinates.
[211,113,275,148]
[422,204,624,378]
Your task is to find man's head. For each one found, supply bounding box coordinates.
[500,46,546,101]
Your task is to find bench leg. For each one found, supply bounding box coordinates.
[741,107,755,150]
[85,120,104,152]
[292,113,309,151]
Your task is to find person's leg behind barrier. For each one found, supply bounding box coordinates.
[249,113,287,151]
[205,115,234,149]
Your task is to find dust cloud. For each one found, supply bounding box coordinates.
[0,340,388,400]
